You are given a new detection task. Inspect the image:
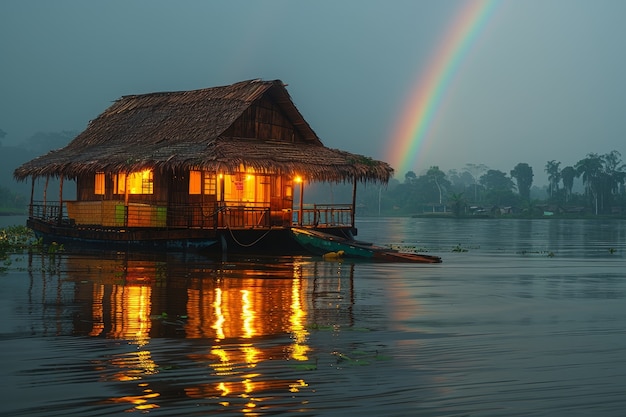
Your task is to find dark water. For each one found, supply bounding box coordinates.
[1,217,626,416]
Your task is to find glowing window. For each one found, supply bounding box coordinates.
[189,171,201,195]
[204,172,217,195]
[94,172,105,195]
[114,170,153,194]
[222,171,269,204]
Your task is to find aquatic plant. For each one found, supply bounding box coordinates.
[0,226,63,273]
[331,349,392,367]
[452,244,468,252]
[0,225,35,251]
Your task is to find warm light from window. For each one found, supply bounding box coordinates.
[129,170,153,194]
[189,171,201,195]
[241,290,255,339]
[213,288,225,341]
[116,170,154,195]
[289,274,310,361]
[95,172,105,195]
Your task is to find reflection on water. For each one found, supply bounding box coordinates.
[4,218,626,416]
[21,251,356,414]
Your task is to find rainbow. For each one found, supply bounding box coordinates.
[386,0,500,176]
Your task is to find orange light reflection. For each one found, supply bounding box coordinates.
[64,256,361,413]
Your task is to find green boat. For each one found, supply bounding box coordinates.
[291,228,442,263]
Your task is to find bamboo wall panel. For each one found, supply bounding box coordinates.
[127,204,167,227]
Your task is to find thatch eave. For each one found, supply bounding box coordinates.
[13,79,394,184]
[14,143,393,184]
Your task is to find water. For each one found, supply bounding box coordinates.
[1,217,625,416]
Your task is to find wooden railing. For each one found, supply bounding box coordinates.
[30,201,64,223]
[29,201,354,230]
[294,204,353,228]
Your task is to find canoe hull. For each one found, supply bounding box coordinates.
[291,228,441,263]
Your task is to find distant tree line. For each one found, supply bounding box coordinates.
[0,129,76,212]
[1,127,625,218]
[354,150,626,217]
[0,185,27,214]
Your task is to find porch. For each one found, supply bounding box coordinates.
[28,201,355,230]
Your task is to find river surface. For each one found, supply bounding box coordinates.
[1,217,625,416]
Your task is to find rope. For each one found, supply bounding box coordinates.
[225,223,274,247]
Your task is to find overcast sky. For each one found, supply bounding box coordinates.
[2,0,626,186]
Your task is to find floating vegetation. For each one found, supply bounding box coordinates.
[452,244,468,252]
[292,359,318,371]
[0,225,36,252]
[387,244,422,253]
[0,226,63,273]
[517,249,556,257]
[332,349,392,367]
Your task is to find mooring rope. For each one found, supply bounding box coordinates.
[205,206,277,248]
[225,224,274,247]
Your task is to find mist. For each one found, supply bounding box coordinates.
[3,0,626,192]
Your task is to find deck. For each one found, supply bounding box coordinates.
[26,201,357,253]
[29,200,354,230]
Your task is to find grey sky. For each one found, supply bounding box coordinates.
[2,0,626,185]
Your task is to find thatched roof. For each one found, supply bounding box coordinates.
[14,79,393,183]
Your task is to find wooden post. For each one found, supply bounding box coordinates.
[124,173,129,226]
[43,176,49,220]
[29,177,35,217]
[351,178,357,229]
[219,173,225,203]
[218,172,225,229]
[58,175,64,225]
[298,179,304,226]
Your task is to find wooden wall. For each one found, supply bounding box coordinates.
[224,96,302,142]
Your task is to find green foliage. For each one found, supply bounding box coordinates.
[364,149,626,216]
[511,163,533,201]
[545,160,561,198]
[0,225,35,253]
[0,226,35,272]
[452,244,468,252]
[449,193,466,217]
[0,226,63,273]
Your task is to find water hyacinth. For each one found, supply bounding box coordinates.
[0,225,56,272]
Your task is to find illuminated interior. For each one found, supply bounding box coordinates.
[94,172,105,195]
[189,170,202,194]
[115,170,154,194]
[189,171,218,195]
[221,167,270,206]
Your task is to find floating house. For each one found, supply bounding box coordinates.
[14,79,394,254]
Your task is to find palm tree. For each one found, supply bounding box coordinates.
[560,166,576,203]
[545,160,561,198]
[575,153,603,214]
[598,150,626,212]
